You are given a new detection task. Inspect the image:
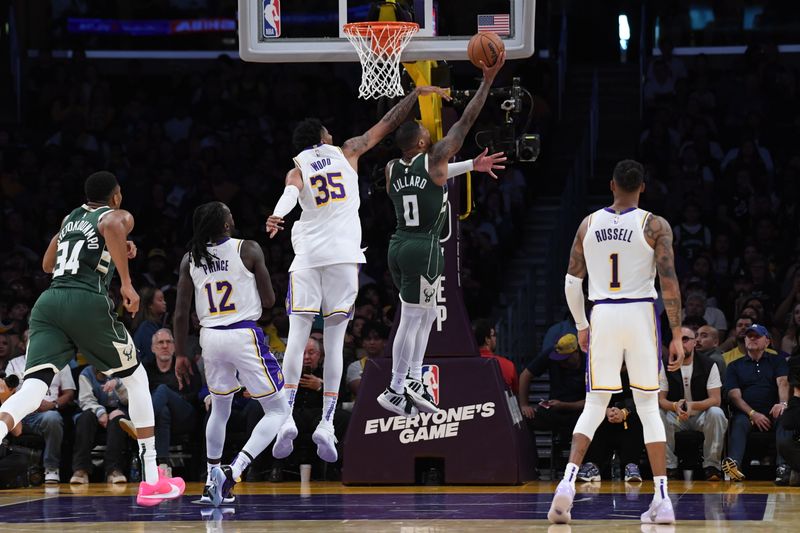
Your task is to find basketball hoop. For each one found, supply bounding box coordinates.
[343,21,419,100]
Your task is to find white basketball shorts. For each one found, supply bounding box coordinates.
[286,263,359,318]
[587,300,661,394]
[200,323,284,397]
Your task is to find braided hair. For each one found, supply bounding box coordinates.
[189,202,227,267]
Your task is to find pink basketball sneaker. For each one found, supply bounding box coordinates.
[136,467,185,507]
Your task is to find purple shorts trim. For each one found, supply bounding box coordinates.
[593,297,656,305]
[209,320,259,330]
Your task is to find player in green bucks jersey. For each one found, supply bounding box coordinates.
[0,171,185,505]
[377,51,507,417]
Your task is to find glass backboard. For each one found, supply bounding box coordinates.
[239,0,535,63]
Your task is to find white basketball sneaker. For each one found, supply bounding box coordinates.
[312,422,338,463]
[640,497,675,524]
[404,377,440,413]
[377,387,419,418]
[547,480,575,524]
[272,416,298,459]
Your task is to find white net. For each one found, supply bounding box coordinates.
[343,22,419,100]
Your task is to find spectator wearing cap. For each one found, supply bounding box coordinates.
[723,315,779,365]
[519,334,586,456]
[658,326,727,480]
[474,319,519,396]
[132,286,168,366]
[723,324,791,484]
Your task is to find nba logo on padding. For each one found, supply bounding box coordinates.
[421,365,440,405]
[263,0,281,38]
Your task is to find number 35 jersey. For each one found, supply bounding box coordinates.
[189,238,262,327]
[582,207,657,301]
[290,144,366,272]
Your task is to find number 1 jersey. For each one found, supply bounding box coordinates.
[189,238,262,327]
[582,207,657,301]
[290,144,366,271]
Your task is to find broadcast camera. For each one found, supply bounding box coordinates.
[452,77,540,163]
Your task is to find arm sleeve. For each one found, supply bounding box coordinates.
[447,160,474,178]
[272,185,300,218]
[564,273,589,330]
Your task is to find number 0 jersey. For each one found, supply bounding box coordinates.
[290,144,366,272]
[50,204,115,294]
[582,207,657,301]
[189,238,262,327]
[388,153,448,237]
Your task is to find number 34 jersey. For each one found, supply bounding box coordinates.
[189,238,262,328]
[582,207,657,301]
[50,204,116,294]
[290,144,366,272]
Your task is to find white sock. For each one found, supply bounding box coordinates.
[562,462,579,487]
[391,303,426,391]
[653,475,668,501]
[322,393,338,426]
[206,459,220,484]
[230,451,253,480]
[321,315,347,424]
[408,306,437,381]
[138,436,159,484]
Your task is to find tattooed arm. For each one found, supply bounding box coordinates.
[428,52,506,186]
[645,213,685,371]
[342,86,451,164]
[565,216,590,351]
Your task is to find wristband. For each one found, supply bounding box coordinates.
[447,159,474,178]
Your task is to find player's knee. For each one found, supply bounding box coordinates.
[258,390,289,419]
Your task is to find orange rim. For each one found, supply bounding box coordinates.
[342,21,419,38]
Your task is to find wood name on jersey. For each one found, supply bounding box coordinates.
[198,259,230,275]
[309,157,332,172]
[593,227,634,243]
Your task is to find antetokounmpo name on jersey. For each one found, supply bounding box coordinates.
[594,227,634,243]
[60,220,100,249]
[392,174,428,192]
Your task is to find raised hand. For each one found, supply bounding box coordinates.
[480,50,506,83]
[472,148,507,179]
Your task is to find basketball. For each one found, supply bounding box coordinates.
[467,32,505,69]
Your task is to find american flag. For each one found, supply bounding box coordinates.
[477,14,510,36]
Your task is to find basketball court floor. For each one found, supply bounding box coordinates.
[1,481,797,531]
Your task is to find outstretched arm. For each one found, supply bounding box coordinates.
[447,148,507,179]
[267,167,303,239]
[428,52,506,185]
[342,86,451,161]
[564,216,590,351]
[645,214,685,371]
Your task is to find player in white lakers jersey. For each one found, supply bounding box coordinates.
[548,160,685,525]
[174,202,288,506]
[265,85,450,463]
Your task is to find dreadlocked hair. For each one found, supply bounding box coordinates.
[189,202,227,267]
